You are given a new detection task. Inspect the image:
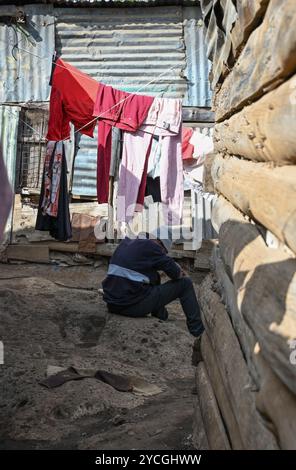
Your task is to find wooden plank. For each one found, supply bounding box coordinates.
[182,107,215,123]
[0,6,22,16]
[25,240,199,260]
[211,154,296,254]
[69,202,108,217]
[194,240,216,270]
[212,196,296,395]
[214,0,296,121]
[205,3,227,72]
[211,37,232,89]
[210,0,237,88]
[5,244,49,264]
[200,0,213,26]
[195,362,231,450]
[184,191,202,251]
[201,332,244,449]
[255,349,296,450]
[221,0,238,36]
[231,0,270,57]
[203,153,215,193]
[199,274,279,449]
[192,394,210,450]
[214,76,296,164]
[212,246,260,385]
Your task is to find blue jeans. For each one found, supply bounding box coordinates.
[118,277,204,337]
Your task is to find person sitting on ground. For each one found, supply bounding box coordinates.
[101,227,204,339]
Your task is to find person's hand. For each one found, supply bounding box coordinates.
[179,268,188,278]
[176,262,188,278]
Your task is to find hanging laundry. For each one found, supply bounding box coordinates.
[141,97,182,135]
[109,127,122,178]
[145,137,162,203]
[117,130,153,222]
[182,127,194,161]
[117,98,183,224]
[0,146,13,242]
[183,160,205,190]
[145,176,161,203]
[189,129,214,163]
[93,84,154,203]
[141,98,183,225]
[36,142,72,241]
[183,129,214,191]
[147,136,162,179]
[41,141,63,217]
[47,58,99,141]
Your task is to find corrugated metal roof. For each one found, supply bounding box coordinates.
[64,4,211,197]
[0,105,20,244]
[183,6,211,106]
[55,5,187,97]
[0,4,54,103]
[71,129,98,197]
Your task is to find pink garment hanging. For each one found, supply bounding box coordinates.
[117,98,183,224]
[182,127,194,161]
[93,84,154,203]
[117,130,153,223]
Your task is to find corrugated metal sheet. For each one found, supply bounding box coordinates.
[58,5,211,196]
[55,6,187,97]
[71,129,98,197]
[0,105,20,244]
[0,5,54,103]
[183,6,212,106]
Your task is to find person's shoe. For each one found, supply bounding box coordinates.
[191,334,203,366]
[151,307,169,321]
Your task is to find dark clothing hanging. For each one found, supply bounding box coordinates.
[145,176,161,203]
[36,142,72,241]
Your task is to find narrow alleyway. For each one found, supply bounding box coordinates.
[0,262,207,450]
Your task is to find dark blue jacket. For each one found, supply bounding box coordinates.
[102,237,181,310]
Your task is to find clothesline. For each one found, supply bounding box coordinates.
[16,48,189,141]
[13,43,204,142]
[16,45,191,94]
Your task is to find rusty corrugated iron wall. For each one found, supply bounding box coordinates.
[0,4,54,103]
[56,4,211,196]
[0,105,20,244]
[0,2,212,198]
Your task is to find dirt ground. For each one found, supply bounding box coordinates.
[0,260,207,450]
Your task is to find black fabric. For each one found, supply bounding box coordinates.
[145,176,161,202]
[36,143,72,241]
[102,237,181,309]
[118,277,205,337]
